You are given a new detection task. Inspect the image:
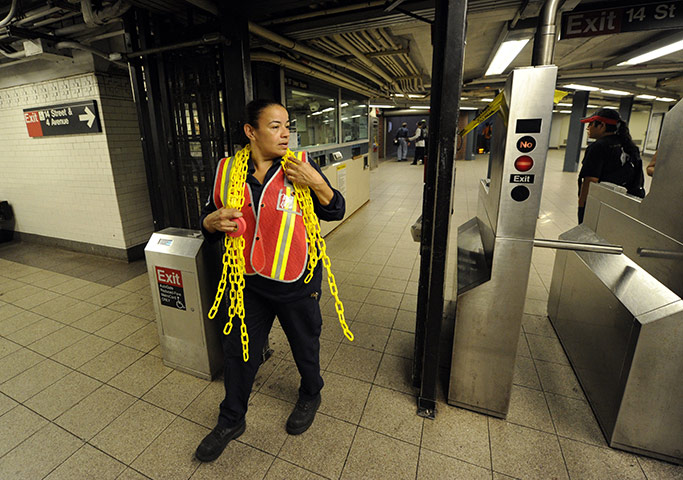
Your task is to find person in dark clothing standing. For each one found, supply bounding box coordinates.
[195,100,347,463]
[577,108,644,223]
[395,122,409,161]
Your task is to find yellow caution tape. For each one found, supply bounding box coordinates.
[458,89,571,137]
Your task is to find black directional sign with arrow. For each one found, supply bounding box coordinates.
[23,100,102,137]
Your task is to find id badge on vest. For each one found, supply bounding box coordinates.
[276,188,300,215]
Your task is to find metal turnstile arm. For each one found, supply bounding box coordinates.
[533,238,623,255]
[637,248,683,260]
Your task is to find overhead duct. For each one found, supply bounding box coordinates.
[250,51,380,98]
[248,21,391,92]
[531,0,561,65]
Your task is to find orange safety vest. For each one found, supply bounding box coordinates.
[212,151,309,282]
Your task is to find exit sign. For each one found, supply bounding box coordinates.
[23,100,102,137]
[561,1,683,39]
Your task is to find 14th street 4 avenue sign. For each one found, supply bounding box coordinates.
[23,100,102,137]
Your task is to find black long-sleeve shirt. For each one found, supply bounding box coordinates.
[200,155,345,303]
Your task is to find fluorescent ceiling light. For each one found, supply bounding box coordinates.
[340,102,349,107]
[482,98,493,102]
[460,97,468,100]
[603,106,618,109]
[485,38,530,76]
[587,104,599,108]
[351,114,361,118]
[563,84,599,91]
[560,110,571,114]
[393,94,405,97]
[460,107,478,110]
[341,117,348,121]
[369,105,394,108]
[311,111,323,116]
[600,89,632,96]
[636,94,657,100]
[656,97,676,102]
[618,39,683,66]
[557,103,572,107]
[410,106,430,109]
[408,94,424,98]
[321,107,335,112]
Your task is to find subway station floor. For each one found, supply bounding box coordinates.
[0,150,678,480]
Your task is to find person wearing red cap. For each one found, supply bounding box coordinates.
[577,108,644,223]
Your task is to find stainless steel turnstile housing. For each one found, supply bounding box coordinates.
[548,100,683,464]
[145,228,223,380]
[448,66,557,417]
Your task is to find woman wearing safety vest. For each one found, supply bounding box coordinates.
[195,99,350,462]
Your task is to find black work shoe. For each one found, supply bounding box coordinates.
[286,394,321,435]
[195,420,246,462]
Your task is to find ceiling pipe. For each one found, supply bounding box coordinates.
[0,0,18,27]
[0,47,25,59]
[124,33,228,58]
[332,33,401,92]
[263,1,385,26]
[55,40,127,68]
[250,51,380,98]
[80,0,131,27]
[183,0,218,16]
[531,0,561,66]
[248,21,390,91]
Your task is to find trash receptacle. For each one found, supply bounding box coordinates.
[145,228,224,380]
[0,201,15,243]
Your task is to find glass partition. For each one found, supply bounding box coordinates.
[285,80,338,148]
[341,94,368,143]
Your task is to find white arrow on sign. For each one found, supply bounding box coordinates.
[79,106,96,128]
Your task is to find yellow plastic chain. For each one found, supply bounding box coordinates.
[282,149,354,342]
[207,145,251,362]
[209,146,354,364]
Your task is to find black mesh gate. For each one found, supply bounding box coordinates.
[165,47,228,229]
[125,7,251,231]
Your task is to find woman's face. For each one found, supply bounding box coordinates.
[586,120,606,139]
[245,105,290,159]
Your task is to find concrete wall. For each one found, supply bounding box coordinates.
[0,71,153,259]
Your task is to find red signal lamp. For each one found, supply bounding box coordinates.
[514,156,534,172]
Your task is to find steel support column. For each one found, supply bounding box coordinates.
[619,96,634,124]
[465,111,477,160]
[413,0,467,418]
[218,7,252,155]
[563,90,589,172]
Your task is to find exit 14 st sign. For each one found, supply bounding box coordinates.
[561,1,682,39]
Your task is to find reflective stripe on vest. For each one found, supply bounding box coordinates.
[212,152,309,282]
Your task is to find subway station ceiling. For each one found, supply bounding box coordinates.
[1,0,681,112]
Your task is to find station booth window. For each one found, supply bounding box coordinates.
[285,79,338,149]
[340,95,369,143]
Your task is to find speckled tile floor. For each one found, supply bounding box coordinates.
[0,151,679,480]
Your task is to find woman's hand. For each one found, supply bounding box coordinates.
[203,208,243,234]
[284,154,334,205]
[284,154,325,188]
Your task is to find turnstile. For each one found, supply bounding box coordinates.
[145,228,224,380]
[448,66,557,417]
[548,100,683,464]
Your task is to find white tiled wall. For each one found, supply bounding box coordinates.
[0,73,153,251]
